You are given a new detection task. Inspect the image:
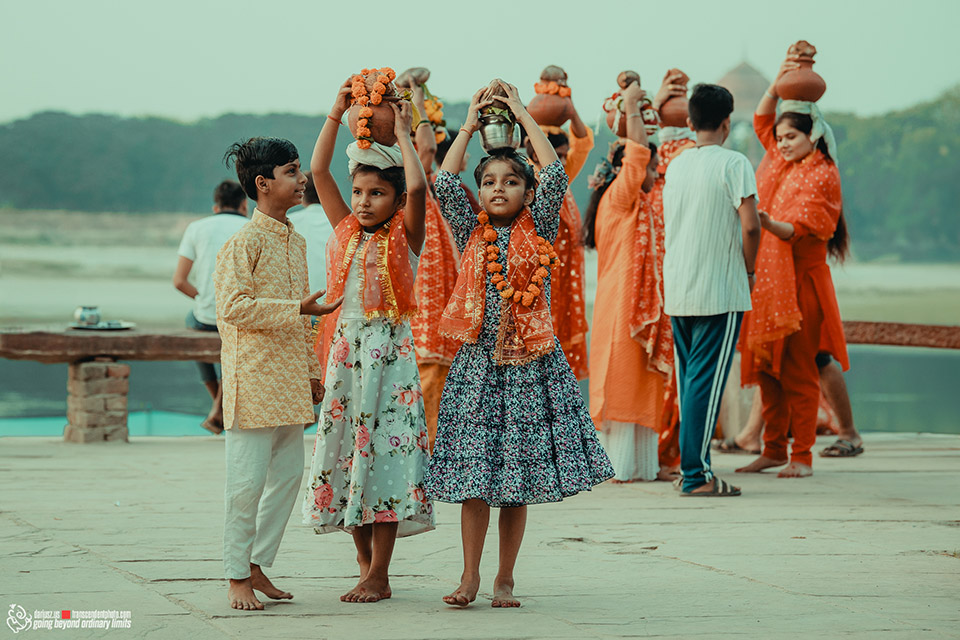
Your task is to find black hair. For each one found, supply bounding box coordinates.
[435,128,455,166]
[303,171,320,206]
[223,137,299,200]
[582,142,657,249]
[523,131,569,163]
[350,164,406,201]
[213,180,246,210]
[775,111,850,262]
[688,83,734,131]
[473,148,537,192]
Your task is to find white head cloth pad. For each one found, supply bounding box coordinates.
[658,126,697,143]
[778,100,839,167]
[346,141,404,175]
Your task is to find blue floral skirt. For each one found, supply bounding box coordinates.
[425,338,613,507]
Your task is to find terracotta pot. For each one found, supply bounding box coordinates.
[347,100,399,146]
[658,68,690,127]
[617,70,640,90]
[605,94,658,137]
[528,94,569,127]
[776,41,826,102]
[396,66,430,89]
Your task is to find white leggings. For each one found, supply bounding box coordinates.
[598,421,659,482]
[223,424,304,580]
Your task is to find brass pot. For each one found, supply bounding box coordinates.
[478,115,519,152]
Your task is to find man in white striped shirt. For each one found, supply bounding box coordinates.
[662,83,761,497]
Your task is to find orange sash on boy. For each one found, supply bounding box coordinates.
[440,209,554,366]
[314,211,417,381]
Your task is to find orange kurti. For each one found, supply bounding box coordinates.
[740,112,849,466]
[552,127,593,380]
[588,141,664,429]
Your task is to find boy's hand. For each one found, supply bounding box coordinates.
[621,81,645,112]
[310,378,324,405]
[653,71,687,111]
[463,87,493,135]
[300,290,344,316]
[391,101,414,140]
[330,77,354,120]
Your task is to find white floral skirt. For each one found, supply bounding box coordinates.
[302,317,435,537]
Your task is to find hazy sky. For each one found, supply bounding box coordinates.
[2,0,958,124]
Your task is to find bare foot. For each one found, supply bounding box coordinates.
[736,455,788,473]
[777,461,813,478]
[341,577,390,603]
[610,478,638,484]
[442,574,480,607]
[657,466,681,482]
[228,578,263,611]
[491,577,521,608]
[249,564,292,600]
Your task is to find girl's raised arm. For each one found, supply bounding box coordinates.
[392,101,427,255]
[440,88,491,175]
[410,84,437,174]
[312,78,354,229]
[497,80,558,168]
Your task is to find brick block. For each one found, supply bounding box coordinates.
[67,395,106,413]
[68,377,128,397]
[103,424,129,442]
[102,411,127,427]
[67,409,104,428]
[105,396,128,411]
[107,364,131,378]
[68,362,109,382]
[63,424,107,443]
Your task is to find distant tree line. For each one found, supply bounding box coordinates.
[1,88,958,261]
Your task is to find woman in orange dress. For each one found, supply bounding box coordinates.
[737,58,850,478]
[585,82,665,482]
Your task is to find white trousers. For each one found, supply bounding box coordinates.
[598,421,659,482]
[223,424,304,580]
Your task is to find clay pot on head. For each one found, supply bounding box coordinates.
[346,73,401,146]
[528,65,571,127]
[540,65,567,83]
[617,70,640,90]
[605,94,658,137]
[396,66,430,89]
[775,40,826,102]
[658,68,690,128]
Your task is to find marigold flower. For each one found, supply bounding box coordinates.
[381,67,396,81]
[500,287,514,299]
[539,255,550,266]
[359,107,373,118]
[487,262,502,273]
[496,280,508,290]
[357,118,368,128]
[357,139,372,150]
[377,74,389,84]
[535,267,548,278]
[357,126,371,137]
[372,82,387,94]
[559,86,572,97]
[521,293,535,307]
[477,212,489,224]
[532,276,543,286]
[370,92,382,105]
[512,290,522,303]
[483,228,498,242]
[491,274,504,284]
[357,95,370,106]
[528,285,540,296]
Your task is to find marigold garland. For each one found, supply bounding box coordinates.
[350,67,397,150]
[477,210,559,307]
[534,81,572,98]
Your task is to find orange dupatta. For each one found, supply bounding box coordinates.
[440,209,554,366]
[314,211,417,381]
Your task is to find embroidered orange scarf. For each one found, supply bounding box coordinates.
[551,189,589,379]
[440,208,554,366]
[740,149,841,371]
[314,211,417,379]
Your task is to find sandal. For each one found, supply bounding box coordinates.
[681,477,741,497]
[713,438,761,455]
[819,439,864,458]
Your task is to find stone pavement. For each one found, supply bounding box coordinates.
[2,432,958,639]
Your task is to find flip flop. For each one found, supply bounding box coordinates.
[819,439,864,458]
[713,438,761,455]
[680,477,741,497]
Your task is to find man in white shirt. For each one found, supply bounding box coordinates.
[286,171,332,294]
[173,180,249,434]
[662,83,761,497]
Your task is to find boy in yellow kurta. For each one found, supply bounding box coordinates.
[214,137,341,611]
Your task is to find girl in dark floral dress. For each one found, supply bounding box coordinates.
[425,80,613,609]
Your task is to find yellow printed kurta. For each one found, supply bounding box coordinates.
[214,209,321,429]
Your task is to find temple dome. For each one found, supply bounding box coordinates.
[718,62,770,121]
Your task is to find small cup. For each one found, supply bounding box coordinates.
[74,306,101,326]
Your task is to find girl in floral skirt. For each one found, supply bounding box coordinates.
[426,80,614,608]
[302,73,434,604]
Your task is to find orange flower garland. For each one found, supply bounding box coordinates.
[534,81,572,98]
[350,67,397,150]
[478,210,559,307]
[423,96,446,144]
